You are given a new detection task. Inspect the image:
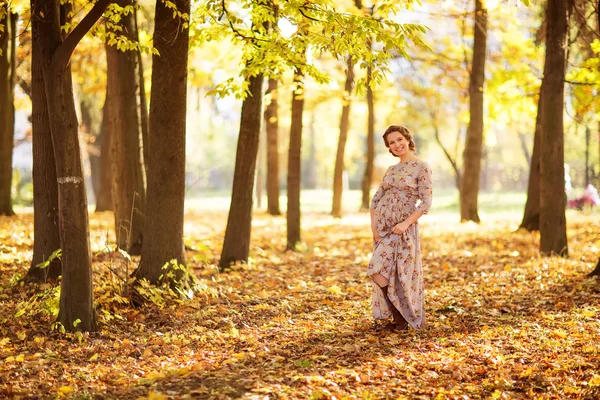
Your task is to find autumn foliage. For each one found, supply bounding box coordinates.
[1,210,599,399]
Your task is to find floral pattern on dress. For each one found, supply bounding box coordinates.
[367,160,432,330]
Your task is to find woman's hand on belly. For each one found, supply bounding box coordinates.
[391,220,411,234]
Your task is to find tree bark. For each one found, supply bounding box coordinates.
[137,0,190,284]
[94,100,113,211]
[331,56,354,218]
[219,74,264,269]
[589,258,600,276]
[26,0,61,283]
[539,0,568,256]
[287,69,304,251]
[433,120,461,189]
[106,1,146,255]
[360,62,375,212]
[305,114,317,189]
[36,0,111,332]
[460,0,487,223]
[519,89,542,231]
[265,78,281,215]
[134,5,149,179]
[0,11,15,216]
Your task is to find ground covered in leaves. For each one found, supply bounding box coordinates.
[1,210,600,399]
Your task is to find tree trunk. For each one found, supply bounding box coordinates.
[331,56,354,218]
[539,0,568,256]
[287,69,304,251]
[585,127,590,187]
[460,0,487,223]
[360,62,375,212]
[219,74,264,269]
[519,90,542,231]
[265,78,281,215]
[589,258,600,276]
[106,2,146,255]
[36,0,111,332]
[27,0,61,283]
[134,5,149,179]
[517,131,532,168]
[94,101,113,211]
[305,114,317,189]
[432,120,461,189]
[0,11,15,216]
[137,0,190,284]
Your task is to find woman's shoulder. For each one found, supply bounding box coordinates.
[406,157,429,167]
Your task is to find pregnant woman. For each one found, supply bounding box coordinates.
[368,125,433,331]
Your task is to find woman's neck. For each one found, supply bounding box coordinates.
[399,152,416,163]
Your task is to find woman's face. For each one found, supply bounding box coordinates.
[387,131,409,157]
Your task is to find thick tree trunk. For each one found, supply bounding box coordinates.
[265,78,281,215]
[460,0,487,223]
[106,2,146,255]
[95,99,113,212]
[589,258,600,276]
[137,0,190,283]
[519,90,542,231]
[219,74,264,269]
[287,69,304,251]
[0,11,15,216]
[36,0,110,332]
[539,0,568,256]
[27,0,61,283]
[331,56,354,218]
[360,63,375,212]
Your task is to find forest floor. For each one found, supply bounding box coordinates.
[1,209,599,399]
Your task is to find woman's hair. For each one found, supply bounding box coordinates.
[383,125,416,156]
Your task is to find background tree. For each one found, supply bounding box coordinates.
[0,8,16,216]
[519,90,542,231]
[360,49,375,212]
[539,0,568,256]
[265,78,281,216]
[219,72,264,269]
[137,0,190,284]
[331,55,355,218]
[26,0,61,283]
[460,0,488,223]
[287,67,305,250]
[105,0,146,255]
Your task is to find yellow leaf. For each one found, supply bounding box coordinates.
[589,374,600,387]
[520,367,534,378]
[551,330,568,339]
[328,284,343,295]
[89,353,99,361]
[57,386,73,394]
[16,331,26,341]
[137,392,168,400]
[15,354,24,362]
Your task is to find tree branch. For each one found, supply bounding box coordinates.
[54,0,112,68]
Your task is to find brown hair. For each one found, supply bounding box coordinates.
[382,125,416,157]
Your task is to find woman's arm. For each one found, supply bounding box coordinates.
[391,210,424,234]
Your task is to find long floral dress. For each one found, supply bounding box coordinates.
[367,159,433,330]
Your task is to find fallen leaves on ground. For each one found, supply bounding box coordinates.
[0,211,599,399]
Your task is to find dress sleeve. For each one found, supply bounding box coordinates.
[370,185,385,210]
[370,168,389,210]
[416,162,433,214]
